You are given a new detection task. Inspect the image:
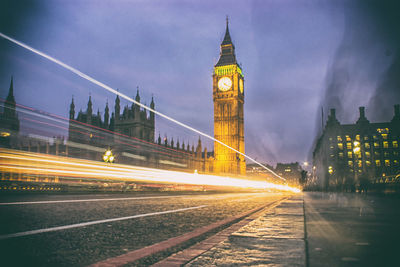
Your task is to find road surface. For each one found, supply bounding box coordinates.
[0,191,290,266]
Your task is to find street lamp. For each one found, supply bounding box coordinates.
[352,140,362,191]
[328,165,334,175]
[103,149,115,163]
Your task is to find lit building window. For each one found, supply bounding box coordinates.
[376,160,381,167]
[366,160,371,166]
[338,143,343,150]
[358,161,362,167]
[393,141,398,148]
[382,134,388,140]
[377,128,389,134]
[348,161,353,167]
[365,143,370,149]
[383,141,389,148]
[356,135,360,140]
[385,160,390,166]
[339,152,344,158]
[346,135,351,141]
[347,143,352,149]
[365,151,370,158]
[329,137,333,141]
[374,142,380,148]
[357,153,362,159]
[364,136,369,141]
[337,136,342,142]
[394,160,399,166]
[373,135,377,140]
[348,151,353,158]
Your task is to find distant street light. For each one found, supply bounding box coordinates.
[103,149,115,163]
[328,165,334,175]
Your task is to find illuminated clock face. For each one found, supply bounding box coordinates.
[218,77,232,91]
[239,79,244,94]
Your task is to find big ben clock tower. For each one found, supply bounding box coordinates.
[213,18,245,175]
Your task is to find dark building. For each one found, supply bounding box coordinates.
[0,77,19,148]
[246,162,303,186]
[313,105,400,191]
[68,89,155,145]
[275,162,302,187]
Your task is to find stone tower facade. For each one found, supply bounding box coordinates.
[213,18,245,175]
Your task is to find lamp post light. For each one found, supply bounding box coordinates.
[103,149,115,163]
[353,141,361,191]
[328,165,334,175]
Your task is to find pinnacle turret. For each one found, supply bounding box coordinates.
[215,17,237,67]
[69,96,75,119]
[221,16,233,46]
[6,76,15,104]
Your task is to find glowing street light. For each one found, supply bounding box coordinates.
[103,149,115,163]
[328,166,334,175]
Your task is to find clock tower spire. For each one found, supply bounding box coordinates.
[213,18,245,175]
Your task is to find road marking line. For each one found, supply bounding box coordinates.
[341,257,359,262]
[355,242,369,246]
[0,205,207,240]
[0,195,186,205]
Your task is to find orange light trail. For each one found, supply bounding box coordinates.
[0,149,300,193]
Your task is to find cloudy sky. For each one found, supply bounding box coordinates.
[0,0,399,166]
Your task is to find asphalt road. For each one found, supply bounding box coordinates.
[0,191,289,267]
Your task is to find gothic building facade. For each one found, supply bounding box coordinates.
[213,18,246,175]
[313,105,400,191]
[68,89,155,144]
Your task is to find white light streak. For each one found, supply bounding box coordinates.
[0,32,285,181]
[0,195,184,206]
[0,205,207,240]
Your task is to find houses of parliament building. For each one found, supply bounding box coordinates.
[1,19,246,177]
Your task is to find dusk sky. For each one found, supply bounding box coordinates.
[1,0,399,166]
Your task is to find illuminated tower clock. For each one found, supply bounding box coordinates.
[213,18,245,175]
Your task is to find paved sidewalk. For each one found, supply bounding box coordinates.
[153,192,400,266]
[305,192,400,267]
[185,195,305,266]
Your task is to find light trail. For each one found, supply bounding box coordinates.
[0,149,300,192]
[0,205,207,240]
[0,196,185,206]
[0,32,285,181]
